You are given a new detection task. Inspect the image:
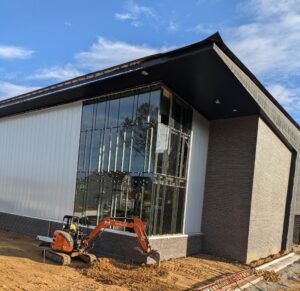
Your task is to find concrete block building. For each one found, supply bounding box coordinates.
[0,33,299,263]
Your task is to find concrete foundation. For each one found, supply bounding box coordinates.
[0,212,62,237]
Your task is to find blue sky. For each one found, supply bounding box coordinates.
[0,0,299,123]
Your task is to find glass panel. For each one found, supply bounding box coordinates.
[168,132,180,176]
[83,131,92,172]
[156,184,165,234]
[160,93,170,125]
[81,103,95,131]
[89,131,101,173]
[162,186,174,234]
[141,178,153,227]
[108,98,120,128]
[116,130,124,172]
[131,126,146,174]
[125,176,140,217]
[123,128,132,173]
[146,126,155,173]
[181,138,189,178]
[95,101,107,129]
[86,173,100,225]
[77,132,86,172]
[74,87,191,236]
[102,130,110,173]
[100,174,113,218]
[182,106,193,133]
[149,90,160,124]
[172,98,182,130]
[112,174,127,217]
[109,128,118,172]
[136,92,150,125]
[176,188,185,233]
[119,95,134,127]
[74,172,86,214]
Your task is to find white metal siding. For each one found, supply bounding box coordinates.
[183,109,209,234]
[0,102,82,221]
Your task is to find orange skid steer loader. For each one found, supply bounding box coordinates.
[37,215,159,265]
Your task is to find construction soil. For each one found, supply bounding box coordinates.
[0,230,246,291]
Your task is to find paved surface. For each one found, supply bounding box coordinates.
[256,253,300,273]
[246,259,300,290]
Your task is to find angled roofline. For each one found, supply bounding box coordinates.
[210,33,299,130]
[0,35,214,108]
[0,32,298,130]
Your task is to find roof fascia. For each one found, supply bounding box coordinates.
[213,43,300,151]
[0,42,213,112]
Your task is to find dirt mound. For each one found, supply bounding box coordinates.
[254,270,281,282]
[78,258,172,291]
[0,231,247,291]
[78,255,246,291]
[249,251,288,268]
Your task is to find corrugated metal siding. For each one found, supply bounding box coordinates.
[0,102,82,221]
[183,110,209,234]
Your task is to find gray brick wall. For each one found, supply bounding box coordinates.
[201,116,258,262]
[247,118,292,262]
[214,44,300,252]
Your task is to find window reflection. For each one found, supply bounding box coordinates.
[74,87,192,235]
[95,101,106,129]
[81,104,94,131]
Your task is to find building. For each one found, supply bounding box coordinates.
[0,33,299,264]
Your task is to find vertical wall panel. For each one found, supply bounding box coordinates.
[183,110,209,234]
[0,102,82,221]
[247,118,292,262]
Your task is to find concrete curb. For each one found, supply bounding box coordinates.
[235,252,300,290]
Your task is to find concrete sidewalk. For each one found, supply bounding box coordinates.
[237,253,300,290]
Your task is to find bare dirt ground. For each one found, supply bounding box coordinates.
[0,230,246,291]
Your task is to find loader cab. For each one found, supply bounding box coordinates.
[62,215,79,232]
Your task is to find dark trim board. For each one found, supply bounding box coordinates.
[282,151,297,250]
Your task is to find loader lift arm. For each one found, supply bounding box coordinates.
[83,217,151,254]
[37,216,160,265]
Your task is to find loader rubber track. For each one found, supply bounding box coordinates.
[77,253,97,264]
[42,249,71,265]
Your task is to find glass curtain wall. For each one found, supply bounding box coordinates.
[74,85,192,235]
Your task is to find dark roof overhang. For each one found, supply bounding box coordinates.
[0,33,298,141]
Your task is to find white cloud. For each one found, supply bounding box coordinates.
[186,24,215,35]
[267,83,300,122]
[238,0,300,19]
[267,84,296,109]
[0,45,34,59]
[220,0,300,121]
[28,65,82,81]
[115,13,134,21]
[227,0,300,76]
[75,37,171,71]
[2,37,172,88]
[0,82,40,100]
[114,0,156,27]
[167,21,179,33]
